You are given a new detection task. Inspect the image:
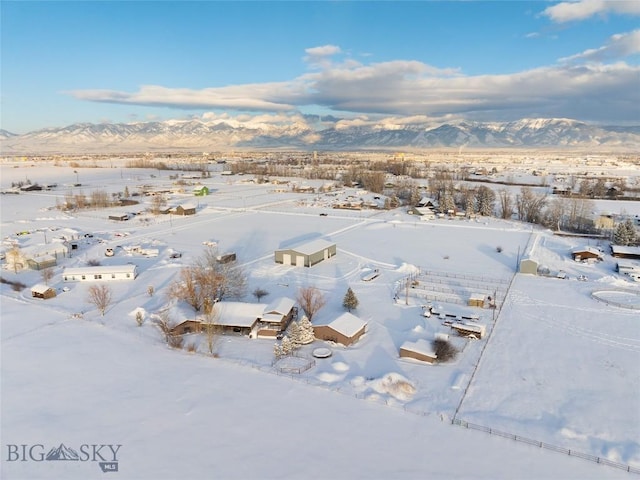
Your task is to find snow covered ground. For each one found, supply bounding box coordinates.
[1,160,639,479]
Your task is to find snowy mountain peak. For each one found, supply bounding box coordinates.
[1,117,638,153]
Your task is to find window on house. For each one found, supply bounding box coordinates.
[81,275,86,280]
[112,274,116,278]
[94,274,102,279]
[126,273,131,278]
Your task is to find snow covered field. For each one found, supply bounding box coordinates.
[1,160,639,479]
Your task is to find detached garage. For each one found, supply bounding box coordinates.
[275,239,336,267]
[313,312,367,346]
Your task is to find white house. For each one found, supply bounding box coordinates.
[63,264,138,282]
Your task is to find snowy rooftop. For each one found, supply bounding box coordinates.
[63,264,137,276]
[30,283,53,294]
[281,238,335,255]
[212,302,266,327]
[325,312,367,337]
[263,296,295,316]
[400,339,437,357]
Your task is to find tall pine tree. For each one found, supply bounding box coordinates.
[343,287,359,312]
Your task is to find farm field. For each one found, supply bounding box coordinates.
[1,159,639,479]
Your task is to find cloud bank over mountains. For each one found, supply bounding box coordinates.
[67,22,640,125]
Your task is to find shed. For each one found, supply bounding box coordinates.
[313,312,367,346]
[109,214,130,221]
[63,264,137,282]
[275,239,336,267]
[174,203,197,216]
[31,284,57,300]
[399,339,438,364]
[468,293,485,308]
[193,186,209,196]
[450,322,486,339]
[519,258,538,275]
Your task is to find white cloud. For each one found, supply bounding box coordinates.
[560,30,640,62]
[69,84,297,112]
[543,0,640,23]
[68,45,640,124]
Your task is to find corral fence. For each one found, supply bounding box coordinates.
[418,269,511,285]
[452,418,640,475]
[271,354,316,374]
[591,289,640,311]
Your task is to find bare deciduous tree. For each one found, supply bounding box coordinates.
[202,301,221,356]
[87,284,112,316]
[151,194,167,214]
[167,247,246,312]
[41,267,54,285]
[498,189,513,220]
[6,245,22,273]
[253,287,269,301]
[154,309,175,343]
[296,286,326,321]
[516,187,547,224]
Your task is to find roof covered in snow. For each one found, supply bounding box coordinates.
[63,264,137,276]
[263,297,295,316]
[400,339,437,357]
[279,238,335,256]
[211,302,266,327]
[325,312,367,337]
[31,283,54,294]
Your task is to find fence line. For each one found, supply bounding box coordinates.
[452,419,640,475]
[200,352,639,475]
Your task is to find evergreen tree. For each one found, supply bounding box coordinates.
[475,186,496,217]
[614,219,637,246]
[273,342,284,358]
[280,336,293,356]
[288,322,302,349]
[343,287,359,312]
[297,316,315,344]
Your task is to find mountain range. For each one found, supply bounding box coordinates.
[1,118,639,153]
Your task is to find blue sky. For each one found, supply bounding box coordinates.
[2,1,639,133]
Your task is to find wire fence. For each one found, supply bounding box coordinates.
[452,418,640,475]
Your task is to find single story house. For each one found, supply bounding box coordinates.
[616,260,640,281]
[275,239,336,267]
[611,245,640,260]
[399,339,437,364]
[407,206,436,218]
[257,297,296,336]
[170,319,203,336]
[211,301,266,336]
[193,186,209,196]
[174,203,197,216]
[109,214,131,221]
[519,258,538,275]
[417,197,439,209]
[595,215,615,231]
[313,312,367,346]
[571,247,603,262]
[63,264,138,282]
[450,322,486,339]
[27,255,57,271]
[31,283,57,299]
[21,243,69,261]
